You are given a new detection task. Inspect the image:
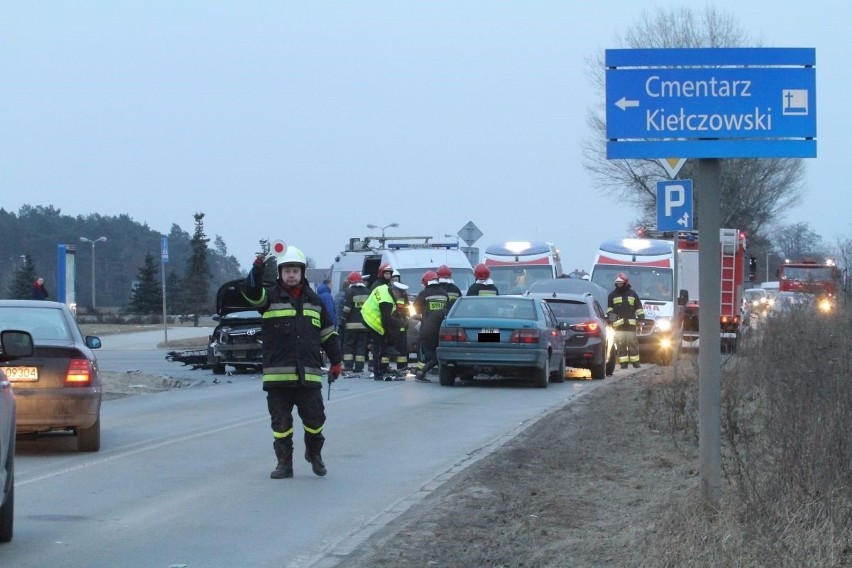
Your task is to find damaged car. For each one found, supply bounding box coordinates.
[207,279,264,375]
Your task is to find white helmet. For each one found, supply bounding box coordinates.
[277,246,307,270]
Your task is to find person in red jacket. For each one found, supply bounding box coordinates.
[32,277,49,300]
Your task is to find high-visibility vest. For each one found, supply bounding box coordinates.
[361,283,393,335]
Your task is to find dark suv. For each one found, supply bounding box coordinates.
[525,279,616,380]
[207,279,264,375]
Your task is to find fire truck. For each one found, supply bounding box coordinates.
[590,228,752,358]
[777,258,841,312]
[677,229,752,352]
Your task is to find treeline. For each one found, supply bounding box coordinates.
[0,205,243,314]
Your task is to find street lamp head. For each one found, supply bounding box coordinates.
[366,224,378,230]
[388,222,399,229]
[80,236,107,244]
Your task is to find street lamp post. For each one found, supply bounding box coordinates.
[80,236,107,311]
[766,250,784,282]
[366,222,398,239]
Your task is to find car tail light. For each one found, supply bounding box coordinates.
[510,329,540,344]
[439,327,467,342]
[569,322,601,335]
[65,359,94,387]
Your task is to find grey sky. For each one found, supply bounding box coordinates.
[2,2,847,273]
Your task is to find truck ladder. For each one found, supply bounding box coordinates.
[719,229,738,317]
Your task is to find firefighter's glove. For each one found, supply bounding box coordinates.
[329,363,342,383]
[253,255,266,271]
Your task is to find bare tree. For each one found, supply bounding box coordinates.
[770,222,825,261]
[583,6,805,236]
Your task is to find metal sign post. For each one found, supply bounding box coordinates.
[605,46,817,507]
[161,236,169,346]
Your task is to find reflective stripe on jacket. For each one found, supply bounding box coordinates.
[606,284,645,331]
[242,271,341,390]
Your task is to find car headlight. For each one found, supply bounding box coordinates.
[654,317,672,332]
[818,299,833,313]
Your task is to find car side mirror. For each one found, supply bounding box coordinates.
[0,329,34,360]
[678,289,689,306]
[557,321,570,330]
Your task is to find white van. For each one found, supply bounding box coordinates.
[326,236,475,297]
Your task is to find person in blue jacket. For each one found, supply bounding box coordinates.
[317,279,338,327]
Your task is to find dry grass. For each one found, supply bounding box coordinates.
[641,305,852,567]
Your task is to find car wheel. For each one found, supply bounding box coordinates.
[212,360,226,375]
[590,359,606,380]
[77,416,101,452]
[534,359,549,388]
[438,365,456,386]
[0,452,13,543]
[550,356,566,383]
[605,349,616,376]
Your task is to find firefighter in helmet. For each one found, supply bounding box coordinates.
[606,272,645,369]
[466,264,499,296]
[244,245,342,479]
[437,264,462,308]
[412,270,449,383]
[340,271,370,376]
[390,269,410,373]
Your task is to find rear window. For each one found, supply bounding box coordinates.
[451,298,536,320]
[0,306,72,341]
[544,300,589,319]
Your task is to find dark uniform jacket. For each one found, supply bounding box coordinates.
[606,284,645,331]
[341,282,370,330]
[466,282,499,296]
[243,271,342,390]
[413,283,449,338]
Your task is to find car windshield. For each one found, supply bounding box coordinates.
[544,300,589,319]
[591,266,673,301]
[451,298,536,320]
[223,311,262,321]
[0,306,72,341]
[488,266,555,295]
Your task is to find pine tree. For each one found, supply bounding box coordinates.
[181,212,212,325]
[6,255,38,299]
[128,253,163,315]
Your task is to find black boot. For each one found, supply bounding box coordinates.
[305,451,327,476]
[270,439,293,479]
[620,363,628,370]
[632,362,641,368]
[305,436,327,476]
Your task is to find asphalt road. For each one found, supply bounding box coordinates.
[8,329,615,567]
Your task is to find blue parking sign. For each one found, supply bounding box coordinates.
[656,180,693,231]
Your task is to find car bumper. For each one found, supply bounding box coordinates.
[437,346,549,369]
[564,337,606,366]
[13,388,101,433]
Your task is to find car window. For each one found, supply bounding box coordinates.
[452,298,536,320]
[544,300,589,319]
[591,300,605,319]
[541,302,559,327]
[0,307,71,341]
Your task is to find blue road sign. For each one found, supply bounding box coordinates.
[656,180,693,232]
[161,236,169,263]
[605,48,816,159]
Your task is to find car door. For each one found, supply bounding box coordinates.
[540,301,565,367]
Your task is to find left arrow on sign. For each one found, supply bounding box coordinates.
[615,97,639,111]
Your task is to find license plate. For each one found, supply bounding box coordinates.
[478,329,500,343]
[4,366,39,381]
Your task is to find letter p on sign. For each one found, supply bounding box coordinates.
[665,185,685,216]
[656,180,693,232]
